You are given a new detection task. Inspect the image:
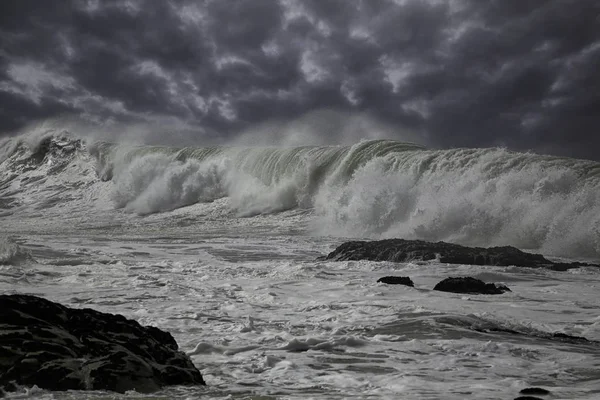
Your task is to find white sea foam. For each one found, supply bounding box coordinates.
[112,154,227,214]
[109,151,308,216]
[2,241,599,399]
[0,237,33,265]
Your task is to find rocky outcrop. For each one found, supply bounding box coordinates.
[320,239,597,271]
[433,277,510,295]
[0,294,205,394]
[377,276,414,286]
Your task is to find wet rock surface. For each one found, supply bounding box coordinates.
[0,294,205,394]
[321,239,598,270]
[433,277,511,295]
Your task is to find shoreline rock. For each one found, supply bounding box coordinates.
[0,294,205,394]
[377,276,414,286]
[320,239,598,270]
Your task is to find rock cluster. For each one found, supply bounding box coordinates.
[0,294,205,394]
[378,275,510,295]
[433,277,511,295]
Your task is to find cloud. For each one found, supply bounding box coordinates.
[0,0,598,159]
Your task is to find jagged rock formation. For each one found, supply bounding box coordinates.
[377,276,414,286]
[433,277,510,295]
[320,239,597,271]
[0,294,205,394]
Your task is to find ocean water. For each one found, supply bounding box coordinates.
[1,127,600,399]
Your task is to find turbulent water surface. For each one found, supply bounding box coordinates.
[1,128,600,399]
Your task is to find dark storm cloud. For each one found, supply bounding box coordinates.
[0,0,599,159]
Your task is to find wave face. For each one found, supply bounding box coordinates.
[93,139,425,217]
[2,129,600,259]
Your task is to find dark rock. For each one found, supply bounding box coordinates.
[514,397,545,400]
[377,276,414,286]
[520,387,550,395]
[0,294,205,394]
[433,277,511,295]
[321,239,599,271]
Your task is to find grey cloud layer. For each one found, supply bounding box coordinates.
[1,0,599,159]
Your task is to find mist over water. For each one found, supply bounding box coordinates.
[2,118,599,259]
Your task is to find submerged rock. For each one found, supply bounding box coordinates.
[0,294,205,394]
[321,239,597,270]
[377,276,414,286]
[433,277,510,295]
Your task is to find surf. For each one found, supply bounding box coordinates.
[1,127,599,259]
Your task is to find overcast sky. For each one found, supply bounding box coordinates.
[1,0,599,159]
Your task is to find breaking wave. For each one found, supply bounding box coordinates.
[95,139,423,217]
[2,129,600,258]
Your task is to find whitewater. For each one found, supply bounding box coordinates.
[1,126,600,399]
